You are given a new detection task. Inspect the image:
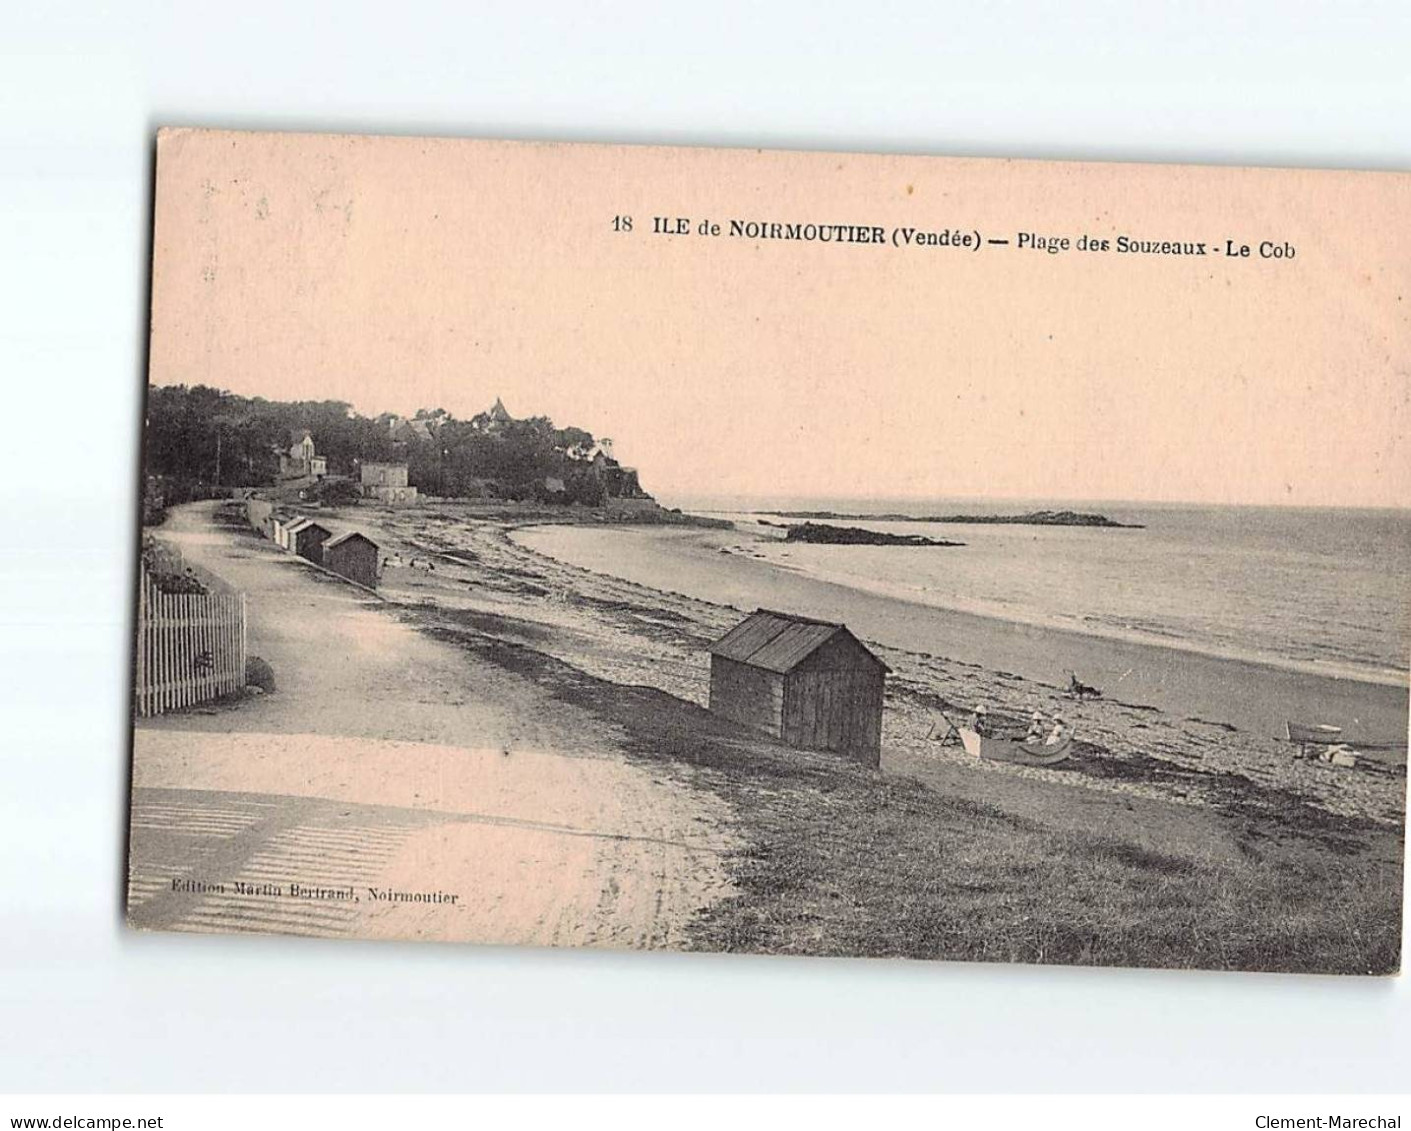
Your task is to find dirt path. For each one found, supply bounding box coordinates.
[129,502,736,948]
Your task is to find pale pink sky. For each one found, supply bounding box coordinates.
[150,130,1411,507]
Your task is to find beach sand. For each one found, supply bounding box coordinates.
[338,506,1406,830]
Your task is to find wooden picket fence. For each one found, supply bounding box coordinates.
[134,562,247,717]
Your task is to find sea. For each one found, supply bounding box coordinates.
[662,496,1411,688]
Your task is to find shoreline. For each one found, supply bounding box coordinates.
[708,512,1408,689]
[511,522,1410,747]
[744,544,1408,691]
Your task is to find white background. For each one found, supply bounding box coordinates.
[1,1,1408,1094]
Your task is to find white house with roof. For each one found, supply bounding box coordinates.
[278,431,328,480]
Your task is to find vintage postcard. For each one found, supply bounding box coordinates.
[128,128,1409,973]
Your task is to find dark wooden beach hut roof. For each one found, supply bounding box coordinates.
[324,531,378,551]
[289,518,331,536]
[708,609,890,675]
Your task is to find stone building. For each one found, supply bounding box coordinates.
[358,461,418,504]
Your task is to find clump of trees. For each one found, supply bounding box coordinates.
[140,536,208,593]
[311,478,362,507]
[143,385,638,505]
[145,385,404,489]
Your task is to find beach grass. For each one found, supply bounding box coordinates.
[691,764,1403,974]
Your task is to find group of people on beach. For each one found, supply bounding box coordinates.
[970,704,1070,747]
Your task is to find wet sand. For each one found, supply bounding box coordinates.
[513,523,1410,749]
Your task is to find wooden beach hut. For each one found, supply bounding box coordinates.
[286,518,333,563]
[707,609,889,767]
[323,531,380,589]
[271,511,300,549]
[281,516,310,552]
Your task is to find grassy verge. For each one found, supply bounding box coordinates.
[695,767,1402,973]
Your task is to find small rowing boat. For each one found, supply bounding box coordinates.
[1286,721,1343,746]
[958,726,1073,766]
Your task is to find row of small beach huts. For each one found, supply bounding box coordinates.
[244,497,381,590]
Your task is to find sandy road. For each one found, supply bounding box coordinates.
[129,502,735,948]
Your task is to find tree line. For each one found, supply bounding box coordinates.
[144,384,617,505]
